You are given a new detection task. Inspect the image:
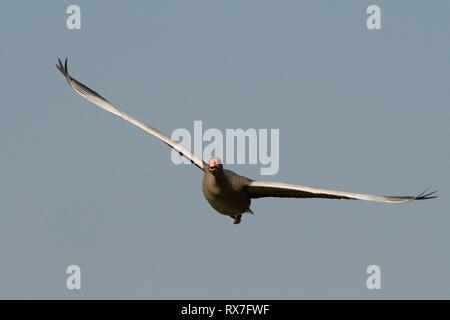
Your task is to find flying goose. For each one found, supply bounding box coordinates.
[56,59,437,224]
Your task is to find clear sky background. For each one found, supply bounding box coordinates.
[0,0,449,299]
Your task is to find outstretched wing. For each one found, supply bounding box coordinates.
[247,181,437,203]
[56,58,206,171]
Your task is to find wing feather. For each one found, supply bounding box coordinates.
[247,181,437,204]
[56,58,206,171]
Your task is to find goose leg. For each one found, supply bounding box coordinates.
[233,214,242,225]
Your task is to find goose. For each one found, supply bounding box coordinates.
[56,59,437,224]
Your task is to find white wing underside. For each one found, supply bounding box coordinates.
[56,58,206,171]
[57,59,437,204]
[247,181,437,203]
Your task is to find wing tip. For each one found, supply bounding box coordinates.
[414,188,438,201]
[56,57,70,80]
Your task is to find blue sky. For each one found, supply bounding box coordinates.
[0,0,449,298]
